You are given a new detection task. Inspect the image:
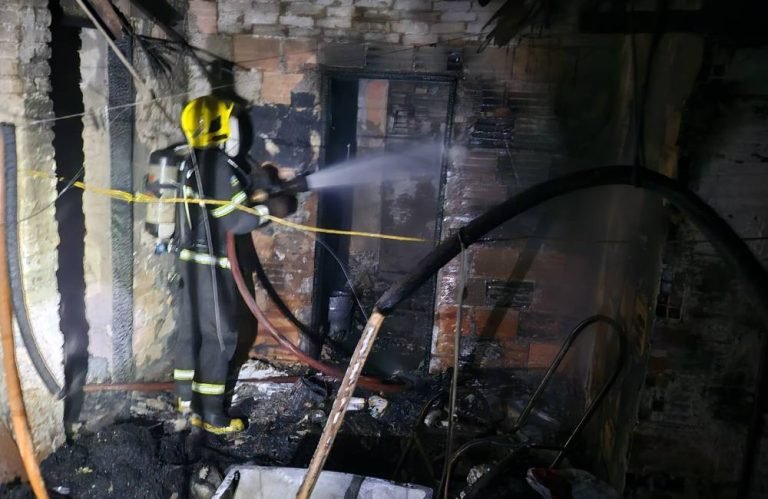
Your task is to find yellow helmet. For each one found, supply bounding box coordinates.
[180,95,235,148]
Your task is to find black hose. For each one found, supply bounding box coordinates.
[375,166,768,328]
[2,123,63,397]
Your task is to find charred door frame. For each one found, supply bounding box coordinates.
[313,69,456,374]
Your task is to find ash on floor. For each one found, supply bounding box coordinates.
[0,373,434,499]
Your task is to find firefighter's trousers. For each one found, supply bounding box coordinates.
[174,255,240,420]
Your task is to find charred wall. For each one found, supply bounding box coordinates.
[625,47,768,499]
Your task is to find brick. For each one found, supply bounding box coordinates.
[288,27,323,37]
[435,305,472,337]
[251,25,289,36]
[189,0,217,34]
[261,72,303,105]
[0,76,22,94]
[393,0,433,10]
[279,15,315,27]
[284,39,318,72]
[404,11,441,22]
[466,21,491,34]
[321,28,354,40]
[0,23,17,43]
[528,342,561,368]
[402,34,438,46]
[284,2,326,16]
[352,21,390,32]
[360,7,401,20]
[0,42,17,58]
[471,246,521,277]
[431,22,466,34]
[0,59,18,76]
[354,0,393,7]
[362,32,401,43]
[473,307,519,338]
[234,68,261,103]
[327,5,355,16]
[440,10,477,22]
[433,0,470,9]
[244,4,280,25]
[392,20,430,34]
[316,17,353,29]
[217,8,245,34]
[233,35,281,71]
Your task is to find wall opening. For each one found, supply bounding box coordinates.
[49,0,89,431]
[315,73,453,377]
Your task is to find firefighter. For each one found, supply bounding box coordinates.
[173,94,296,434]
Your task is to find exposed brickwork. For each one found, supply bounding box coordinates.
[625,72,768,498]
[233,35,281,71]
[217,0,494,43]
[0,0,65,482]
[189,0,218,34]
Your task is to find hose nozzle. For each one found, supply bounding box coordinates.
[282,174,310,194]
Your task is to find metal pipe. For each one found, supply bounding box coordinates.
[514,315,625,435]
[82,376,300,392]
[443,315,626,496]
[0,124,50,499]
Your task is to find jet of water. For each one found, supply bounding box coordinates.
[305,142,443,190]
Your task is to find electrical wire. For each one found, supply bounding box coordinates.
[0,167,83,228]
[16,32,488,129]
[4,102,135,228]
[312,236,369,321]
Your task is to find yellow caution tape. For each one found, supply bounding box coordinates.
[21,169,428,243]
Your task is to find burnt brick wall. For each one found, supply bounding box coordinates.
[190,0,503,365]
[625,54,768,499]
[0,0,65,481]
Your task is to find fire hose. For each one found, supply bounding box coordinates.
[296,165,768,499]
[226,232,402,394]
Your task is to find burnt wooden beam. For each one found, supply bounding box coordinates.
[127,0,182,27]
[85,0,124,39]
[58,0,124,37]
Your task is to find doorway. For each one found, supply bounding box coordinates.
[314,74,454,376]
